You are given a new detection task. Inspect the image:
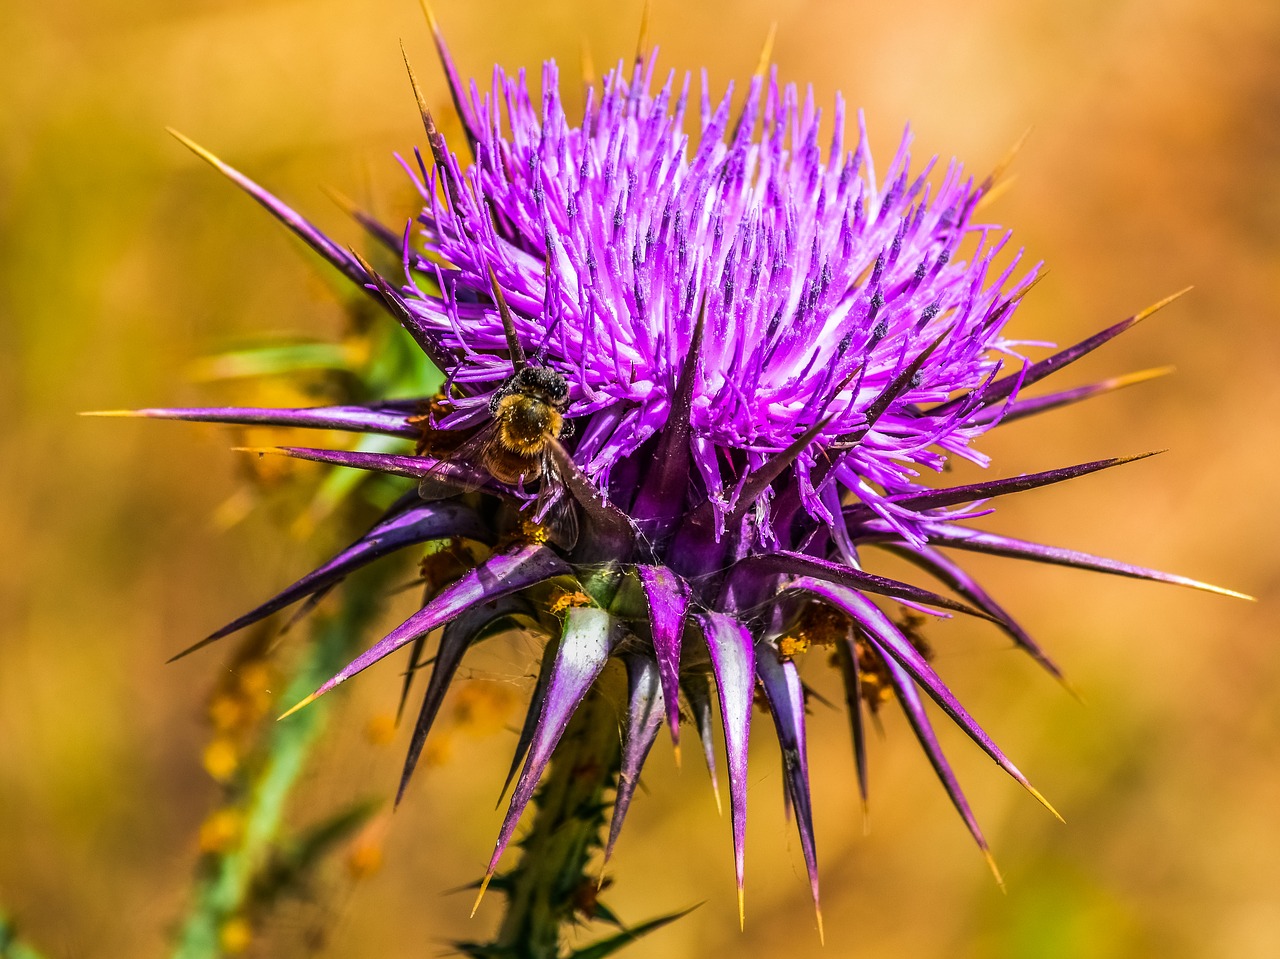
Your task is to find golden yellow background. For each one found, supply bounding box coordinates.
[3,0,1277,956]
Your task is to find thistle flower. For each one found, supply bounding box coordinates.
[103,18,1243,941]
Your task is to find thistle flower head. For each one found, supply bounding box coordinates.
[111,22,1244,938]
[408,54,1036,545]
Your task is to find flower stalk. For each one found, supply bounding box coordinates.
[466,669,624,959]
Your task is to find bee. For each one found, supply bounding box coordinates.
[416,267,578,548]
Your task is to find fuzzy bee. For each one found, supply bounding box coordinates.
[416,268,578,548]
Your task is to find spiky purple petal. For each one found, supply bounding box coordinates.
[605,655,666,861]
[755,647,821,917]
[635,564,690,744]
[290,543,569,709]
[782,577,1058,816]
[918,523,1250,598]
[108,404,421,438]
[695,610,756,914]
[486,606,621,877]
[176,500,490,660]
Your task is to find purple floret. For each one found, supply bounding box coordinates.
[400,55,1039,542]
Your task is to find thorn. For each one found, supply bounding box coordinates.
[982,847,1006,891]
[1061,675,1086,705]
[711,780,723,817]
[974,174,1017,212]
[1135,286,1193,322]
[672,742,682,770]
[753,22,778,78]
[815,903,825,945]
[737,885,745,931]
[229,446,281,457]
[167,127,226,171]
[278,692,318,721]
[635,0,652,65]
[579,38,596,90]
[1106,365,1177,389]
[1025,783,1065,823]
[416,0,440,34]
[981,126,1032,193]
[79,409,140,417]
[470,872,494,917]
[400,42,432,131]
[1200,583,1255,601]
[321,184,359,217]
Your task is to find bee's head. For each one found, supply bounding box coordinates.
[508,366,569,406]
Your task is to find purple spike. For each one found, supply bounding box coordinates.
[731,551,994,620]
[882,543,1065,683]
[174,501,491,660]
[635,564,691,745]
[977,368,1175,426]
[881,651,1002,883]
[724,406,839,524]
[282,544,570,713]
[420,1,483,154]
[832,631,870,810]
[782,577,1060,818]
[930,290,1189,416]
[850,452,1160,520]
[325,187,405,254]
[605,655,666,861]
[681,673,722,811]
[168,130,368,289]
[397,594,533,804]
[263,446,494,493]
[919,523,1249,599]
[90,404,421,437]
[755,646,821,921]
[484,607,621,878]
[695,610,756,922]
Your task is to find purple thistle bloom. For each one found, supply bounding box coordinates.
[103,23,1248,937]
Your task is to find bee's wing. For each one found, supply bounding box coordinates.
[417,424,497,500]
[535,450,579,550]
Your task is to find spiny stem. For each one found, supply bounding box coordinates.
[480,668,624,959]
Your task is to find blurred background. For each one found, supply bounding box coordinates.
[3,0,1278,956]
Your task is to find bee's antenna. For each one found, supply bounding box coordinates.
[487,264,527,372]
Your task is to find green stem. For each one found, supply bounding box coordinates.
[482,668,624,959]
[170,566,386,959]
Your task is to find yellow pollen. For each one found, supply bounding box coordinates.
[520,519,551,544]
[778,635,810,659]
[550,590,593,615]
